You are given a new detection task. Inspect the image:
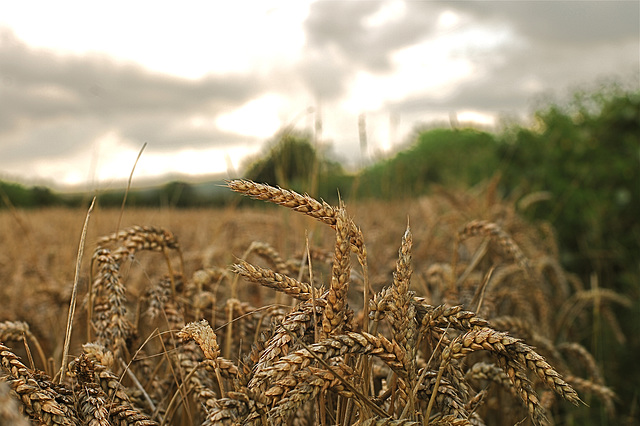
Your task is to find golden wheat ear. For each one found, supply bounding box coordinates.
[0,342,78,424]
[226,179,339,227]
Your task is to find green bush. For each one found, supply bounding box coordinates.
[499,86,639,287]
[0,181,61,208]
[355,128,500,198]
[242,130,346,202]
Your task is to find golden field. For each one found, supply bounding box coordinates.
[0,180,625,425]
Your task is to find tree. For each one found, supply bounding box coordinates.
[243,130,344,197]
[161,181,196,207]
[31,186,57,206]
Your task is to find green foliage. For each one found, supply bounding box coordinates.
[0,181,31,207]
[160,181,196,208]
[0,181,61,208]
[242,130,346,201]
[499,86,639,284]
[244,131,315,187]
[355,128,500,198]
[30,186,57,206]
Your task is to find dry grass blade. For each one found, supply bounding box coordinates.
[116,142,147,233]
[59,196,95,383]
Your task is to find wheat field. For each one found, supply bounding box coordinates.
[0,179,623,425]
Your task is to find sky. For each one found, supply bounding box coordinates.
[0,1,638,190]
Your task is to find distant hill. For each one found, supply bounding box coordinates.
[0,177,235,209]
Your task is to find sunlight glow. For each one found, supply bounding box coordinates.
[342,48,474,113]
[457,111,496,127]
[363,0,406,29]
[437,10,461,30]
[215,94,284,138]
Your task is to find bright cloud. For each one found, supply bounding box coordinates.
[215,94,285,138]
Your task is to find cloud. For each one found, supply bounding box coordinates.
[0,28,267,163]
[298,0,638,115]
[372,1,640,118]
[446,1,639,46]
[298,0,441,99]
[304,1,438,70]
[391,38,638,118]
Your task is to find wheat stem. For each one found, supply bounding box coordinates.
[59,196,95,384]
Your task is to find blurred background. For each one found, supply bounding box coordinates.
[0,1,639,423]
[0,1,637,190]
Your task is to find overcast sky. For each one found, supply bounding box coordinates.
[1,1,638,189]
